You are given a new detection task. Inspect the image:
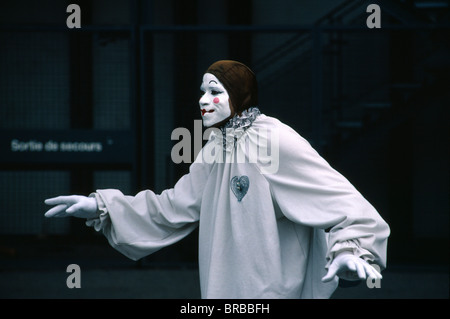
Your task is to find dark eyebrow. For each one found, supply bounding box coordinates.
[209,80,218,84]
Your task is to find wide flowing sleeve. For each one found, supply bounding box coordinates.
[85,160,211,261]
[259,119,390,271]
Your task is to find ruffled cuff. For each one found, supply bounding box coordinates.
[85,192,110,232]
[326,239,375,270]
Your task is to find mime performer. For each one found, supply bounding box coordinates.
[45,60,390,299]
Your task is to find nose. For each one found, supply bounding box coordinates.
[199,94,209,107]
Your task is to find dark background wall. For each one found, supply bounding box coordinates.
[0,0,448,290]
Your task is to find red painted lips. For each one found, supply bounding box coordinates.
[201,109,214,116]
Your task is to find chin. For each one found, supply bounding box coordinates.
[202,119,221,128]
[204,116,233,128]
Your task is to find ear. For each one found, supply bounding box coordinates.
[229,98,237,117]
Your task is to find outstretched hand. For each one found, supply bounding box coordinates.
[44,195,98,219]
[321,252,382,283]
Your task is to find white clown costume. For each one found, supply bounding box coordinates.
[47,60,390,299]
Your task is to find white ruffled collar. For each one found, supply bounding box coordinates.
[209,107,260,152]
[221,107,261,132]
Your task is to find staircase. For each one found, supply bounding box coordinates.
[252,0,449,155]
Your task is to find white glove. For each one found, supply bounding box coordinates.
[321,252,382,283]
[44,195,98,219]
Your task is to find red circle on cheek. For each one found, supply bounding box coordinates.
[213,97,220,104]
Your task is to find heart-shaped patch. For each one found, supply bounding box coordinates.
[230,175,250,202]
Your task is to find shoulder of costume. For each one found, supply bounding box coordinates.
[252,114,310,146]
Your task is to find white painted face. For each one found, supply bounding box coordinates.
[199,73,231,127]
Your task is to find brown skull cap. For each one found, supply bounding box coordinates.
[205,60,258,115]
